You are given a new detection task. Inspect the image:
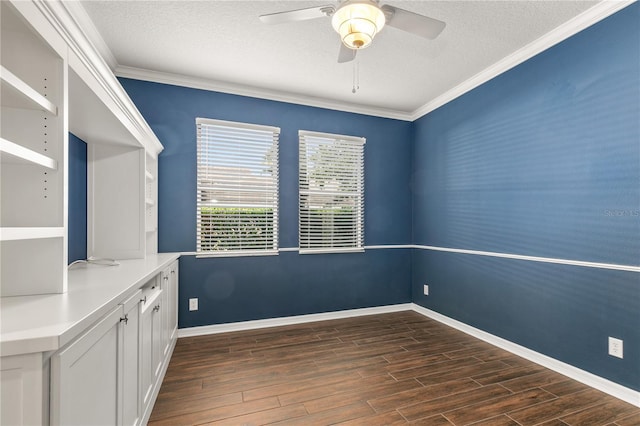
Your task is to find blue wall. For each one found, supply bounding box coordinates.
[119,79,413,328]
[118,3,639,392]
[68,133,87,264]
[412,4,639,391]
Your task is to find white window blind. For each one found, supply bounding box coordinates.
[299,130,365,253]
[196,118,279,256]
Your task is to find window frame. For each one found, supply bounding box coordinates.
[298,130,365,254]
[196,117,280,257]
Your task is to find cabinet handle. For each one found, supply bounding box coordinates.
[153,304,160,312]
[171,270,176,275]
[141,296,147,304]
[164,276,169,281]
[120,314,129,325]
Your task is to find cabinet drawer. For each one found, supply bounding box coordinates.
[140,276,161,311]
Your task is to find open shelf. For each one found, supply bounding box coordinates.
[1,65,58,115]
[0,137,58,169]
[145,170,155,181]
[0,227,64,241]
[145,198,155,207]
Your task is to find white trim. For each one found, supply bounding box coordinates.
[299,248,365,255]
[61,0,118,70]
[278,247,299,252]
[195,250,279,259]
[177,304,413,338]
[115,66,413,121]
[411,304,640,408]
[364,244,413,250]
[179,245,639,273]
[413,245,640,273]
[410,0,635,120]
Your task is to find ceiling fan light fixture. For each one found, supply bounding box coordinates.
[331,1,386,50]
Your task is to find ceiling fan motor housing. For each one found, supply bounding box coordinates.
[331,0,386,49]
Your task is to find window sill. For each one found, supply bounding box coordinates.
[196,249,279,258]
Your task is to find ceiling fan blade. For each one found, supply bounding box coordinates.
[381,5,446,39]
[337,43,357,63]
[259,5,335,25]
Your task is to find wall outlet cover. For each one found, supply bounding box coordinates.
[608,337,623,359]
[423,285,429,296]
[189,298,198,312]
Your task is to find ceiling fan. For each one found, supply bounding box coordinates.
[259,0,446,63]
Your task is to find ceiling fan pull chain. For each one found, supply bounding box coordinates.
[352,59,360,94]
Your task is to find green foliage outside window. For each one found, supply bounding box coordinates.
[199,207,274,251]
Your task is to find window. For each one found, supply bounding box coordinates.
[196,118,279,256]
[298,130,365,253]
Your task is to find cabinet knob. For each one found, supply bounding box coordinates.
[120,314,129,325]
[153,304,160,312]
[164,276,169,281]
[171,270,176,275]
[141,296,147,304]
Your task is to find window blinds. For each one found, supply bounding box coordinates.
[298,130,365,253]
[196,118,280,256]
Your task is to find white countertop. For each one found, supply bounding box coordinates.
[0,253,180,357]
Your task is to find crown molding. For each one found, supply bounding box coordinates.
[114,65,413,121]
[61,0,118,70]
[65,0,634,123]
[410,0,636,121]
[33,0,164,155]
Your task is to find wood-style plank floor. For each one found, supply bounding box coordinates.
[149,311,640,425]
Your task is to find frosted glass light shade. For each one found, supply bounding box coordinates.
[331,1,386,50]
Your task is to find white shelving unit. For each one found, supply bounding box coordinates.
[1,1,68,296]
[1,0,163,296]
[145,153,159,254]
[1,65,58,115]
[0,137,58,169]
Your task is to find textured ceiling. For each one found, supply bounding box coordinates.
[78,1,603,118]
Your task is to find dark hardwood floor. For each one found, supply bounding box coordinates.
[149,311,640,425]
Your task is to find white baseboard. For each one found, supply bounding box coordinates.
[177,303,413,338]
[411,304,640,408]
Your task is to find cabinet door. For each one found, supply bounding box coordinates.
[139,288,161,412]
[0,353,46,426]
[151,292,164,380]
[160,270,170,359]
[168,260,179,342]
[120,290,142,426]
[50,306,122,426]
[160,260,179,357]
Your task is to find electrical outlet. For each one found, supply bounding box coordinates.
[189,298,199,312]
[423,284,429,296]
[608,337,623,359]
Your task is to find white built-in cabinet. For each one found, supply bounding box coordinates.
[1,258,179,426]
[0,0,68,296]
[1,1,176,425]
[0,0,163,297]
